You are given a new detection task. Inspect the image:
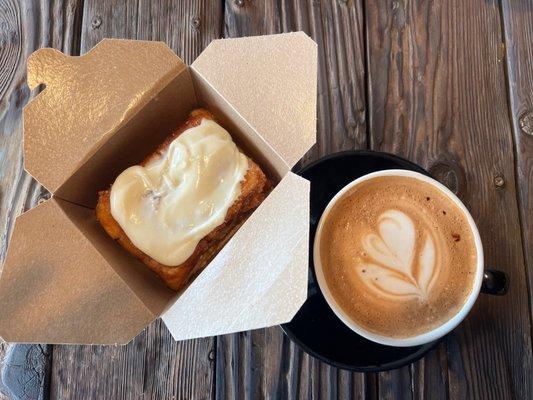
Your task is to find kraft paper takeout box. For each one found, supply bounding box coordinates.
[0,33,317,344]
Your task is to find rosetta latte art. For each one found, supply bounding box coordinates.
[320,175,477,337]
[356,209,439,301]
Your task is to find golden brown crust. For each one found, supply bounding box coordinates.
[96,109,269,291]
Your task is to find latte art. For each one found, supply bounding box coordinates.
[356,209,440,301]
[319,176,478,338]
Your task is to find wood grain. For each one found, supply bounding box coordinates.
[366,0,532,398]
[216,330,370,400]
[225,0,367,161]
[216,1,369,399]
[501,0,533,328]
[51,319,214,399]
[80,0,222,62]
[1,344,51,400]
[48,1,223,399]
[0,0,531,399]
[0,1,83,399]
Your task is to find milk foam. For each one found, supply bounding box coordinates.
[319,176,478,338]
[356,209,439,301]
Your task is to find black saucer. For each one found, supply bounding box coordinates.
[280,150,440,372]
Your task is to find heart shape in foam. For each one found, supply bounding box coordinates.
[356,209,438,301]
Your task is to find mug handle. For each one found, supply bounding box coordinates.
[481,269,509,295]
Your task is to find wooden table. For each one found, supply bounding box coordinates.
[0,0,532,399]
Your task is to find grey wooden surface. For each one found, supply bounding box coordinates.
[0,0,532,399]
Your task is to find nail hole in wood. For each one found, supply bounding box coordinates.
[494,176,505,188]
[191,16,201,30]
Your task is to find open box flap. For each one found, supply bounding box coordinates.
[0,199,155,344]
[191,32,317,169]
[24,39,186,195]
[161,172,309,340]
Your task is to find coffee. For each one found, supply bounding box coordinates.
[319,176,478,338]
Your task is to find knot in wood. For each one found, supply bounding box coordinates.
[519,110,533,136]
[494,176,505,188]
[234,0,245,7]
[91,16,102,29]
[428,160,465,195]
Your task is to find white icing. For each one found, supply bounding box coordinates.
[356,209,439,301]
[110,118,249,266]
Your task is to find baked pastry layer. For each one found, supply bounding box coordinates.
[96,109,268,290]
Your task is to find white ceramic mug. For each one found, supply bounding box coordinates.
[313,169,507,347]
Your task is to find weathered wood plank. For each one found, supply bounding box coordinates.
[216,329,371,400]
[1,344,51,400]
[3,1,530,399]
[0,1,84,399]
[80,0,222,62]
[365,0,532,398]
[49,1,222,399]
[225,0,367,160]
[217,1,369,399]
[51,319,214,399]
[500,0,533,329]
